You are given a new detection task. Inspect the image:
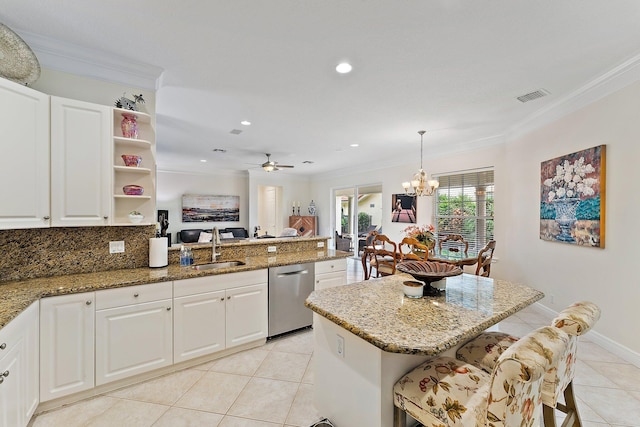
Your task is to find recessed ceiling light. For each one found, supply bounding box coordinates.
[200,159,207,163]
[240,120,251,126]
[350,143,359,147]
[336,62,352,74]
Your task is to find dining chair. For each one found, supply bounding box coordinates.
[438,233,469,254]
[360,230,378,280]
[393,325,570,427]
[455,301,601,427]
[398,237,429,261]
[474,240,496,277]
[368,234,398,278]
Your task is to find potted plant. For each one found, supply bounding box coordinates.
[128,211,144,224]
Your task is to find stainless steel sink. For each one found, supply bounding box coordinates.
[191,261,245,270]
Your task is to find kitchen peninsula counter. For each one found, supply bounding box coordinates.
[305,273,544,427]
[0,248,349,330]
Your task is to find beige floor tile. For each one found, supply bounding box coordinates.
[285,383,321,427]
[576,397,609,423]
[254,350,311,382]
[32,396,121,427]
[574,360,619,388]
[218,416,282,427]
[207,348,271,376]
[301,355,314,384]
[581,423,611,427]
[578,341,631,365]
[575,385,640,426]
[512,310,554,325]
[227,377,298,424]
[582,361,640,391]
[174,371,250,414]
[152,407,224,426]
[272,331,314,354]
[108,369,205,405]
[494,320,535,337]
[84,398,169,427]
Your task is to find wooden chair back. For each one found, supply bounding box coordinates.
[398,237,429,261]
[370,234,398,278]
[475,240,496,277]
[438,233,468,254]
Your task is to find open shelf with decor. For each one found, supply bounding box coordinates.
[111,108,156,226]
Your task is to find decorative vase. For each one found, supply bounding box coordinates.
[552,197,580,242]
[121,113,138,139]
[308,200,316,216]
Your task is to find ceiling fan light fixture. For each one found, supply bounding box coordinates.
[263,164,275,172]
[336,62,352,74]
[402,131,439,197]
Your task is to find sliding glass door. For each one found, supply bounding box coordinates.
[333,184,382,256]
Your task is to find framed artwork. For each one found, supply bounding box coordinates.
[540,145,605,247]
[182,194,240,222]
[391,194,417,223]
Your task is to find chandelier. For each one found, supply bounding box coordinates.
[402,130,439,196]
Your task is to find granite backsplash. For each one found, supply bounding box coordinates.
[0,226,156,282]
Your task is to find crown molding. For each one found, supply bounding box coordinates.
[506,51,640,141]
[16,29,163,90]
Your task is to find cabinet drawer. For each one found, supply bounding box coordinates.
[315,258,347,275]
[96,281,172,310]
[174,269,268,298]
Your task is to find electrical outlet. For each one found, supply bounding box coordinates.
[109,241,125,254]
[317,251,325,257]
[267,246,277,253]
[336,334,345,358]
[268,256,277,263]
[317,241,325,248]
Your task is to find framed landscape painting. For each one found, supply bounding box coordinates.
[391,194,416,223]
[182,194,240,222]
[540,145,605,247]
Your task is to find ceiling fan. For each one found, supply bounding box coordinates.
[261,153,294,172]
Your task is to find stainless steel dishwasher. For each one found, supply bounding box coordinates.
[268,262,315,337]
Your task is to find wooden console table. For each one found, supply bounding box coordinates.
[289,215,317,237]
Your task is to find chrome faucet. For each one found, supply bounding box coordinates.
[211,227,221,262]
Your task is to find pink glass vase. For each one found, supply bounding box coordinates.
[121,113,138,139]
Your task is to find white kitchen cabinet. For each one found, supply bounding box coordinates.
[226,283,268,348]
[174,290,226,363]
[50,96,111,227]
[40,293,95,402]
[315,259,348,291]
[0,301,38,427]
[23,302,39,421]
[95,282,172,385]
[173,269,268,363]
[0,78,50,230]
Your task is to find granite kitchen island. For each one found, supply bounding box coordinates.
[305,273,544,427]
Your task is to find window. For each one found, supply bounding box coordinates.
[433,169,494,251]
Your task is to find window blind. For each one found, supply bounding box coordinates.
[433,169,494,251]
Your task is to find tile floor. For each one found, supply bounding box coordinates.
[30,258,640,427]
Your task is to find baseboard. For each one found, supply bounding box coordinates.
[534,302,640,368]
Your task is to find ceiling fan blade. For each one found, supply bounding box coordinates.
[275,164,294,168]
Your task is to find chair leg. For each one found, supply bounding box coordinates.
[561,381,582,427]
[393,405,406,427]
[543,405,557,427]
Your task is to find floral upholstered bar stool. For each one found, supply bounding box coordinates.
[393,325,570,427]
[455,301,601,427]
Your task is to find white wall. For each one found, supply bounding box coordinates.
[157,170,249,242]
[502,80,640,355]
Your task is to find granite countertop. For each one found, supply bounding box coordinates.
[169,235,328,250]
[0,249,349,330]
[305,273,544,356]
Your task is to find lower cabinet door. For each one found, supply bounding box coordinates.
[226,283,268,348]
[0,338,24,427]
[40,293,95,402]
[174,290,226,363]
[95,299,173,386]
[315,271,347,291]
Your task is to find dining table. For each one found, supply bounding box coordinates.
[429,248,479,267]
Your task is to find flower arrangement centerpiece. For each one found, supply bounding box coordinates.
[402,224,436,249]
[543,157,597,202]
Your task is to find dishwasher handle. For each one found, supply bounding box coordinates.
[277,269,309,278]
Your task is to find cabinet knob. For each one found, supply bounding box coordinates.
[86,300,92,305]
[166,307,171,311]
[331,265,334,268]
[0,376,3,384]
[103,216,109,220]
[220,298,225,302]
[0,343,5,350]
[316,280,320,284]
[43,216,50,220]
[133,293,139,297]
[1,371,8,378]
[227,296,231,300]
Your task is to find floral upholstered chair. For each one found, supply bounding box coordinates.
[393,326,570,427]
[455,301,601,427]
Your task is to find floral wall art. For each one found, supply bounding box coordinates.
[540,145,606,247]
